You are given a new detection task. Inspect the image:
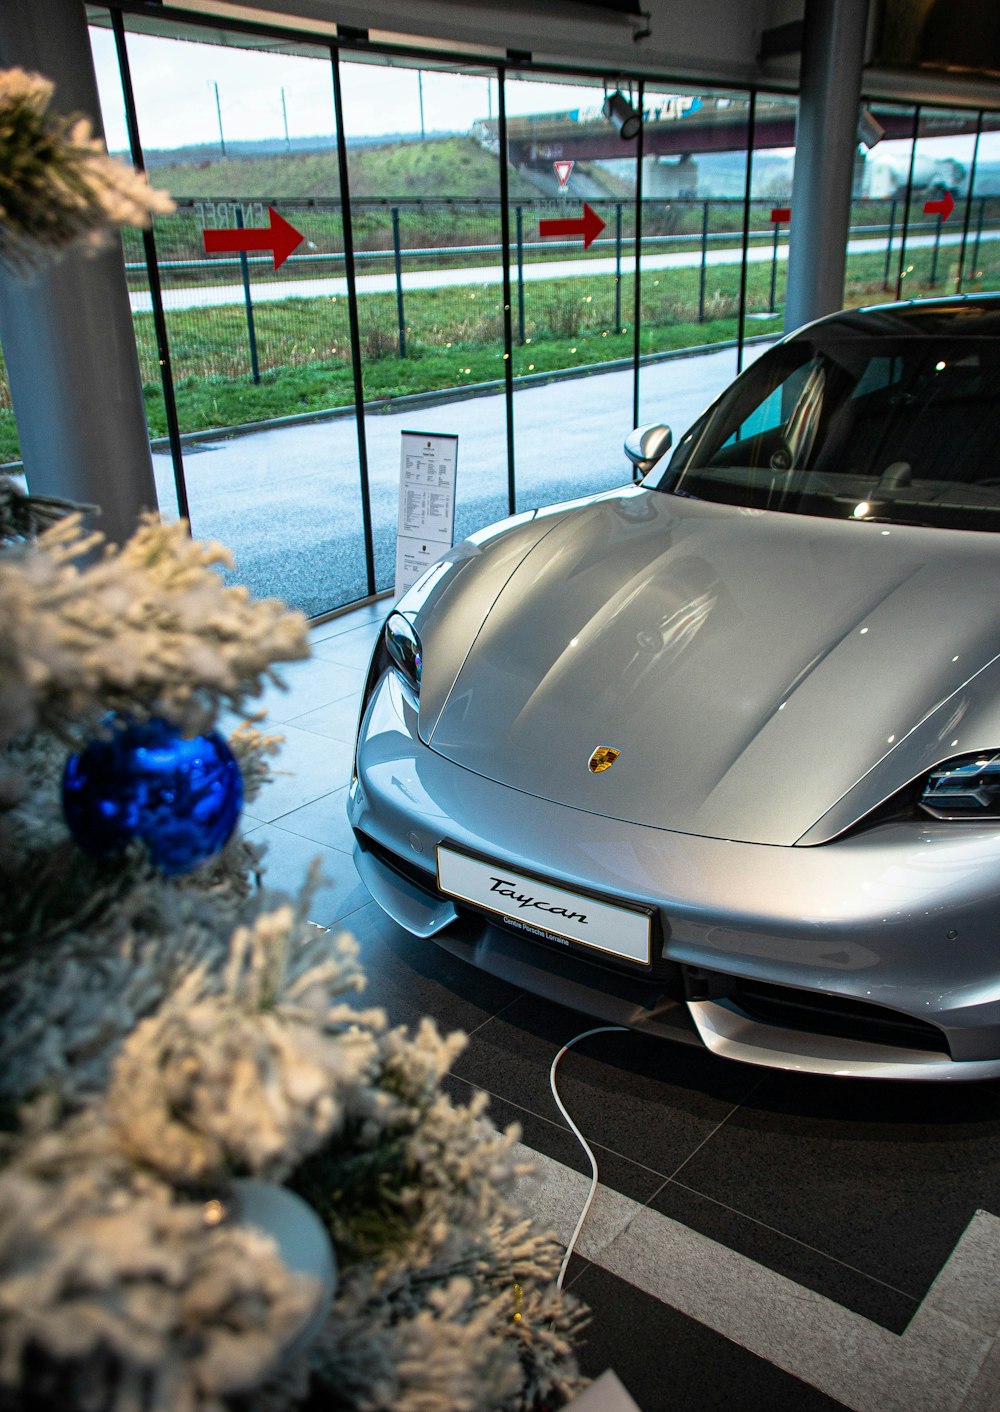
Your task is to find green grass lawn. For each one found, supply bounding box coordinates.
[135,256,778,439]
[2,242,994,465]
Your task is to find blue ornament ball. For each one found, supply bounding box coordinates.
[62,716,244,875]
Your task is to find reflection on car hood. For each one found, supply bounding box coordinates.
[427,487,1000,845]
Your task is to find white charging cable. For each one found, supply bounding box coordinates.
[549,1024,628,1288]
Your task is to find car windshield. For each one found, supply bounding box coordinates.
[654,326,1000,531]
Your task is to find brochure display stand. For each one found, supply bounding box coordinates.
[394,431,459,597]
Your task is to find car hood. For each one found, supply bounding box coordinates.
[425,488,1000,845]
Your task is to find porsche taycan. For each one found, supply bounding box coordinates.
[350,294,1000,1080]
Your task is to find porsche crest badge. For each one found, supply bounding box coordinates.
[588,746,620,774]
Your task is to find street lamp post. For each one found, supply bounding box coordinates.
[281,87,291,153]
[211,79,226,158]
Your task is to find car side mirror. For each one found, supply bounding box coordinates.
[624,423,672,480]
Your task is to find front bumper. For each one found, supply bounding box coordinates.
[351,671,1000,1080]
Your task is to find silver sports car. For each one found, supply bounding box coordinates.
[350,294,1000,1081]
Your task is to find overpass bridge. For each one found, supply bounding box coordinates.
[476,97,983,172]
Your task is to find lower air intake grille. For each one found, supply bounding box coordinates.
[357,831,438,893]
[731,979,950,1055]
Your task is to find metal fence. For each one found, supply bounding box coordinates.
[3,193,997,455]
[116,195,1000,400]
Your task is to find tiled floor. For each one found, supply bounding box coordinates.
[244,599,1000,1412]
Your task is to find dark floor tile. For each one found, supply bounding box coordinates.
[442,1072,669,1205]
[672,1067,1000,1301]
[346,901,524,1038]
[567,1260,849,1412]
[450,992,763,1180]
[650,1180,918,1333]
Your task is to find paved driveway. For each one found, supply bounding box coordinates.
[154,342,766,616]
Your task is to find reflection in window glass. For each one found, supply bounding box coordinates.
[968,114,1000,295]
[846,103,917,309]
[659,324,1000,534]
[340,58,509,588]
[900,108,978,296]
[745,94,796,335]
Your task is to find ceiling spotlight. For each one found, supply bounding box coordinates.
[857,108,885,150]
[603,90,642,141]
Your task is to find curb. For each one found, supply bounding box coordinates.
[1,331,779,469]
[146,331,778,450]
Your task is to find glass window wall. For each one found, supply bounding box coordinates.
[847,103,1000,309]
[340,57,509,588]
[27,6,992,622]
[901,107,979,296]
[505,73,639,511]
[744,93,797,337]
[93,21,370,616]
[637,86,752,434]
[846,102,918,309]
[967,114,1000,294]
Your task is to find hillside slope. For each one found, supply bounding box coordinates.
[150,135,542,201]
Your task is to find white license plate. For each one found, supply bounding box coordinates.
[436,845,651,966]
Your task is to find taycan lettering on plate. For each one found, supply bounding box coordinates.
[488,875,588,922]
[436,845,651,965]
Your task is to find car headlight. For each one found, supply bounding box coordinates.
[384,612,422,698]
[920,752,1000,820]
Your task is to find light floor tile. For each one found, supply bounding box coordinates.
[311,622,381,669]
[512,1142,648,1262]
[959,1336,1000,1411]
[287,694,362,744]
[250,724,354,821]
[250,822,370,927]
[257,656,365,724]
[271,785,356,856]
[310,600,389,642]
[925,1211,1000,1339]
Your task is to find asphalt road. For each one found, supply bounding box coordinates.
[153,342,767,617]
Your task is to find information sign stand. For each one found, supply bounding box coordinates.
[394,431,459,597]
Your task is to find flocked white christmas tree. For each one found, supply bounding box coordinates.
[0,70,587,1411]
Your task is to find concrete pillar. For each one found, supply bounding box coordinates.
[0,0,158,545]
[642,155,699,200]
[784,0,869,334]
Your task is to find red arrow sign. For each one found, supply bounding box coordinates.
[923,189,955,220]
[538,201,605,251]
[203,206,304,270]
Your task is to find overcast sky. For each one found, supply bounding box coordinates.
[89,26,605,151]
[88,23,998,171]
